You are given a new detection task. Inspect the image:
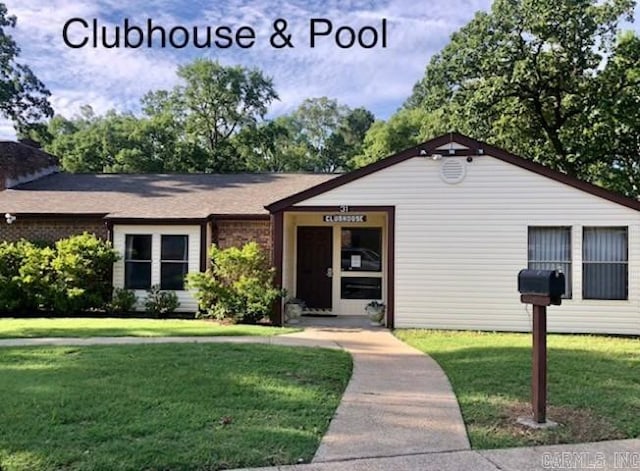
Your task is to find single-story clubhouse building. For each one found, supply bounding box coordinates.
[1,133,639,335]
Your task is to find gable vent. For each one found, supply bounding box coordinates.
[439,158,466,184]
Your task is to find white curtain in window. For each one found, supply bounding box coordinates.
[528,227,572,298]
[583,227,627,300]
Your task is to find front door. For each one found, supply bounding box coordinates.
[296,226,333,309]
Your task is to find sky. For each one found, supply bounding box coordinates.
[2,0,640,140]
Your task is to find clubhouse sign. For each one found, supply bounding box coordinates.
[323,214,367,223]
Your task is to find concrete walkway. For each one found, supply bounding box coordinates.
[0,334,338,349]
[0,318,470,464]
[287,324,470,462]
[4,321,636,470]
[238,438,640,471]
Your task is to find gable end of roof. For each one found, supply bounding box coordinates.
[265,133,640,213]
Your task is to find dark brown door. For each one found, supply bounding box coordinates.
[296,227,333,309]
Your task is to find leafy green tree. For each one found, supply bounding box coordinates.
[233,118,306,172]
[286,98,374,172]
[31,62,377,175]
[0,3,52,132]
[38,106,209,173]
[577,32,640,195]
[290,97,348,172]
[400,0,638,192]
[340,108,375,151]
[143,59,278,171]
[353,108,447,167]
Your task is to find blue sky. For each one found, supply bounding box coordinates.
[2,0,639,140]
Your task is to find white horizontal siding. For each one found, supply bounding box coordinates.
[297,153,640,335]
[112,225,200,313]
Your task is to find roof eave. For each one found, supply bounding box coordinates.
[265,132,640,213]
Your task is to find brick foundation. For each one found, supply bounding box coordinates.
[214,219,272,257]
[0,217,108,244]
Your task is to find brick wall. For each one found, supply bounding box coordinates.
[214,219,272,257]
[0,217,108,244]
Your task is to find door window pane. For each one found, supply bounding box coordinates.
[583,227,628,300]
[125,235,152,290]
[161,235,188,290]
[528,227,572,298]
[341,228,382,272]
[341,277,382,299]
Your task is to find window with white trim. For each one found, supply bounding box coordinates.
[583,227,628,300]
[528,227,572,299]
[160,235,189,291]
[125,235,152,290]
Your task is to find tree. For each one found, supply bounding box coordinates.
[287,97,374,172]
[31,62,376,175]
[0,3,52,132]
[40,106,208,173]
[402,0,638,191]
[353,108,448,167]
[578,32,640,196]
[233,118,306,172]
[143,59,278,171]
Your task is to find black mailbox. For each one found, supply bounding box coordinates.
[518,269,565,305]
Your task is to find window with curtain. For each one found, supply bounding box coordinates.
[161,235,189,290]
[528,227,572,298]
[125,235,152,289]
[583,227,628,300]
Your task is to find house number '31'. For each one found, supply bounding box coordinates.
[339,205,349,213]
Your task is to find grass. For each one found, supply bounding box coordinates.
[396,329,640,449]
[0,318,298,339]
[0,343,352,470]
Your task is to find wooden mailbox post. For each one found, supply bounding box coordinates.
[517,269,565,425]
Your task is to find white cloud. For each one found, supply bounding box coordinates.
[0,0,637,142]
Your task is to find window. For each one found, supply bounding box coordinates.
[341,277,382,299]
[528,227,572,298]
[341,228,382,272]
[161,235,189,290]
[583,227,628,300]
[125,235,152,289]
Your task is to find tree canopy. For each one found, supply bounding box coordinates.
[31,63,374,174]
[358,0,640,196]
[0,3,52,132]
[20,0,640,198]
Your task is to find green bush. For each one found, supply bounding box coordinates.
[0,233,118,315]
[0,241,51,313]
[50,233,119,314]
[144,285,180,319]
[187,242,282,324]
[19,243,57,312]
[108,288,138,314]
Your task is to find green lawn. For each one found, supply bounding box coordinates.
[0,318,298,339]
[396,329,640,449]
[0,343,352,470]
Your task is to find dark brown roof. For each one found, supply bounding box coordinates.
[0,141,59,188]
[266,132,640,213]
[0,173,336,219]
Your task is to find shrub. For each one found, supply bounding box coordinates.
[108,288,138,314]
[144,285,180,319]
[0,241,51,313]
[50,233,119,314]
[187,242,282,324]
[0,233,118,315]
